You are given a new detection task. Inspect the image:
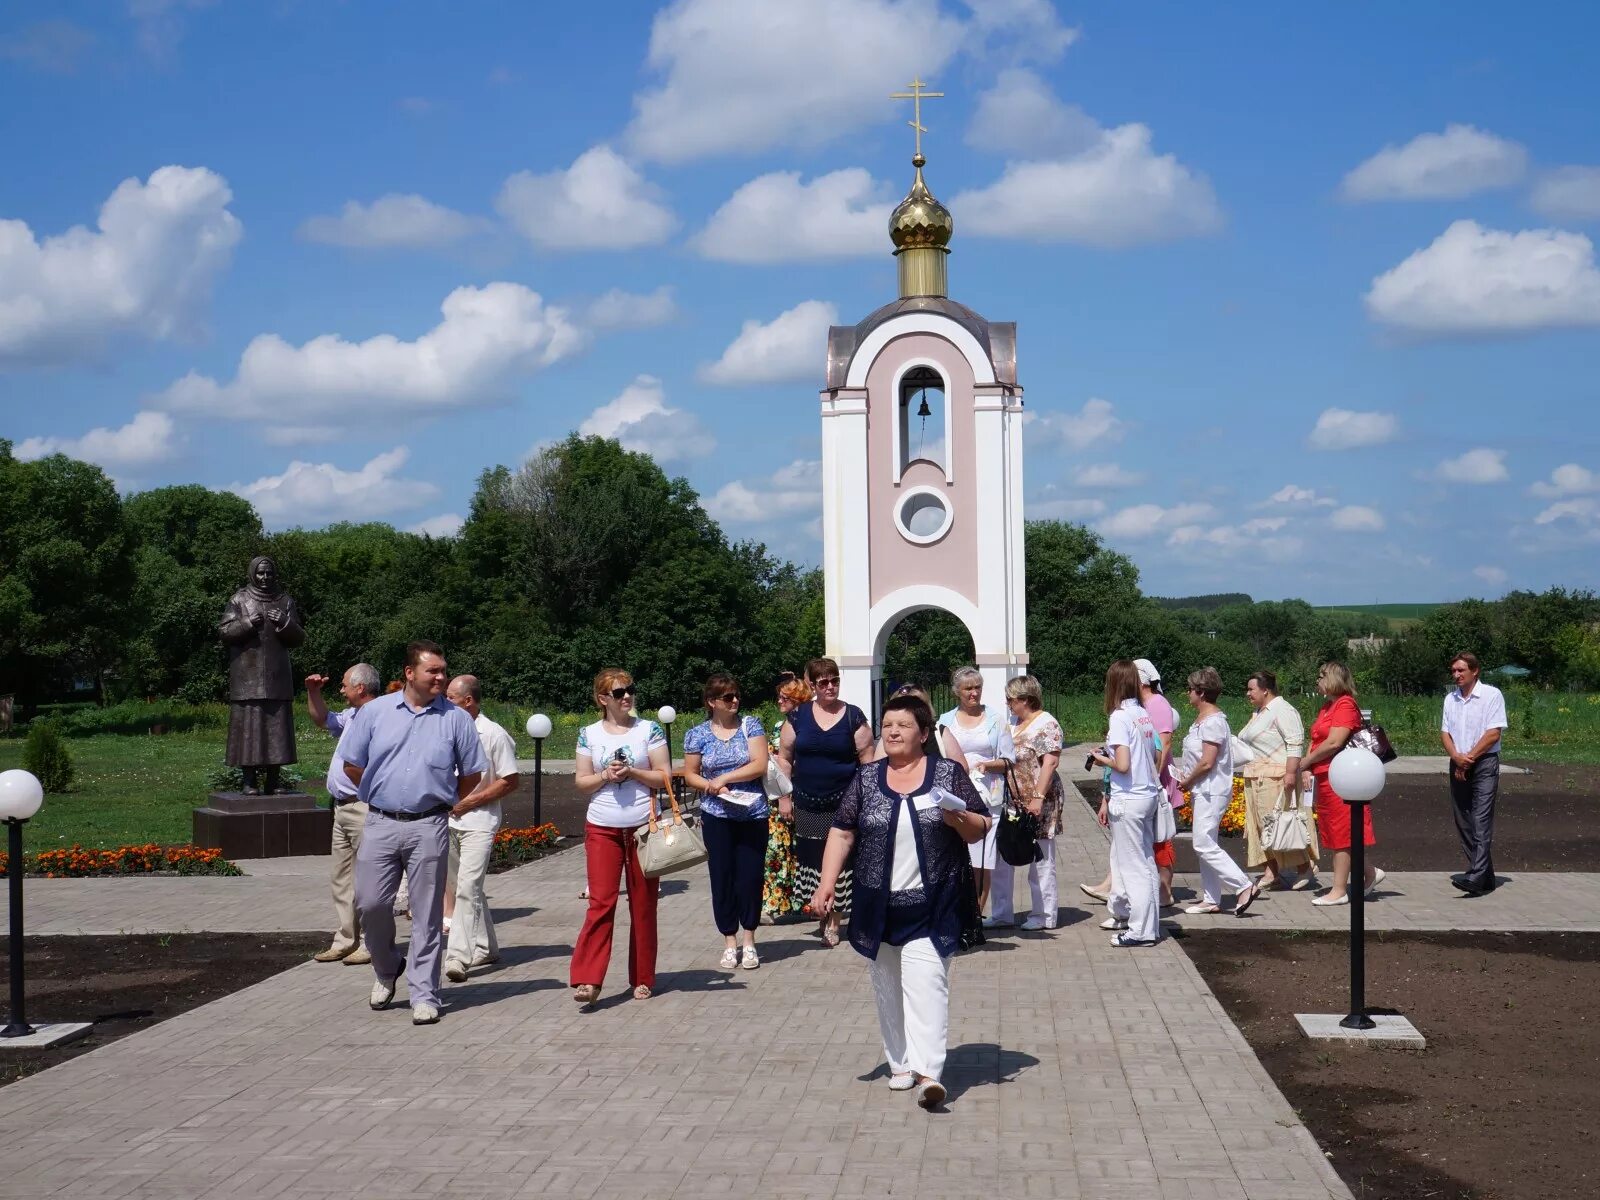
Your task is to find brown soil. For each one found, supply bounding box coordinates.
[0,932,324,1088]
[1076,767,1600,874]
[1181,929,1600,1200]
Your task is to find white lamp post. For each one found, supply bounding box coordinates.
[1,769,45,1039]
[1327,746,1386,1031]
[657,706,678,805]
[525,714,552,827]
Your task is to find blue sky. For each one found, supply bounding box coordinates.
[4,1,1599,605]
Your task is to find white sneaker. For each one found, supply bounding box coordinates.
[888,1072,917,1091]
[740,946,761,970]
[1020,915,1055,931]
[719,947,739,969]
[444,959,469,983]
[369,975,397,1010]
[411,1003,440,1025]
[1099,917,1128,931]
[981,915,1013,929]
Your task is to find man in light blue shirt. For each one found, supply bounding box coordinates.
[343,640,485,1024]
[306,663,381,964]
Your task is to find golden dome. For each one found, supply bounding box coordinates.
[889,154,953,250]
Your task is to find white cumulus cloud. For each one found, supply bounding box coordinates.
[706,459,822,523]
[1432,448,1509,484]
[584,286,678,331]
[1029,496,1106,521]
[1329,505,1386,532]
[1534,497,1600,528]
[699,300,837,386]
[1474,565,1508,586]
[297,193,489,249]
[1340,124,1527,201]
[1028,398,1126,450]
[0,165,240,367]
[229,447,439,527]
[1100,502,1214,540]
[410,512,465,538]
[155,282,585,428]
[1365,219,1600,335]
[1307,408,1399,451]
[691,170,891,263]
[965,68,1100,159]
[1075,463,1145,489]
[624,0,965,164]
[1168,521,1304,561]
[15,410,179,472]
[495,146,676,251]
[1530,463,1600,498]
[953,123,1222,247]
[1262,484,1338,508]
[1531,166,1600,223]
[577,375,712,463]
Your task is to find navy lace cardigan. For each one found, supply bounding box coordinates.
[833,757,989,960]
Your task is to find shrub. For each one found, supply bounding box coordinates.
[205,763,307,793]
[22,721,75,793]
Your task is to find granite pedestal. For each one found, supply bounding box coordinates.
[192,792,331,860]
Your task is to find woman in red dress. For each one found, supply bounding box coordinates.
[1297,662,1384,906]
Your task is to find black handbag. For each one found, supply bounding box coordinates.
[1351,720,1399,764]
[996,764,1043,866]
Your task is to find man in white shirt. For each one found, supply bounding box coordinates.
[306,665,381,964]
[443,675,520,981]
[1440,652,1508,896]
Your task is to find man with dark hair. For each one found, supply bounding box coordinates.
[306,663,381,964]
[1441,652,1507,895]
[343,641,486,1024]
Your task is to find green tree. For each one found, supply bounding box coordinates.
[0,443,131,710]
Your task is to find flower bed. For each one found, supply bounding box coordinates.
[1,843,243,878]
[489,823,562,871]
[1176,776,1248,837]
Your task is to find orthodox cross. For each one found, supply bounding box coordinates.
[891,78,943,161]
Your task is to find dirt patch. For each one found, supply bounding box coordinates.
[0,932,324,1088]
[1075,768,1600,874]
[1181,929,1600,1200]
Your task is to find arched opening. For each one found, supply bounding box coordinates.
[899,365,946,474]
[881,607,976,715]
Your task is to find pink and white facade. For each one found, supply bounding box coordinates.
[819,293,1029,718]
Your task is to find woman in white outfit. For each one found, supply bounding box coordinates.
[1090,660,1163,947]
[810,695,991,1110]
[938,667,1014,923]
[992,675,1064,931]
[1237,670,1317,891]
[1173,667,1259,917]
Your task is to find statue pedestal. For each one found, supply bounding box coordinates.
[193,791,331,860]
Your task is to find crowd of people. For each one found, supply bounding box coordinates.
[302,643,1507,1109]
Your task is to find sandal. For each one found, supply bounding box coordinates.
[821,926,841,948]
[719,947,739,970]
[633,984,653,1000]
[572,984,600,1005]
[1183,903,1221,915]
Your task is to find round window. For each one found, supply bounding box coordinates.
[895,487,953,545]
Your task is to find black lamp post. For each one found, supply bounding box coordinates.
[1,769,45,1040]
[1327,748,1386,1031]
[525,714,552,828]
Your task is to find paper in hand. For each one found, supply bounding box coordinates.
[932,786,967,812]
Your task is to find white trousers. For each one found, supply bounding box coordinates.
[867,937,951,1082]
[445,826,499,967]
[990,835,1057,925]
[1106,789,1161,942]
[1192,788,1251,905]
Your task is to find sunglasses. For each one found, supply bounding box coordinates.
[714,693,741,704]
[813,676,840,687]
[608,685,638,699]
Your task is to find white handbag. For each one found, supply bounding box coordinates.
[763,757,793,801]
[1153,796,1177,842]
[1260,788,1309,855]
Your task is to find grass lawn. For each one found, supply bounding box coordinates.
[6,690,1598,850]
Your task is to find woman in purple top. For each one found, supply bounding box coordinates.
[777,657,874,947]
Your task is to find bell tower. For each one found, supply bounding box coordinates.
[819,81,1029,720]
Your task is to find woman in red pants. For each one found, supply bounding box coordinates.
[1300,662,1385,906]
[570,668,673,1005]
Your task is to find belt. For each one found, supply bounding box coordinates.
[369,804,451,821]
[333,796,364,807]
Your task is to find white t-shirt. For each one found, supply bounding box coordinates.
[1181,711,1234,801]
[450,713,518,833]
[890,797,926,893]
[578,718,667,828]
[1105,699,1161,797]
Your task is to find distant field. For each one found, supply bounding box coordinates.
[1317,602,1443,631]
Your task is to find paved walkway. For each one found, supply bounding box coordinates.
[3,843,1352,1199]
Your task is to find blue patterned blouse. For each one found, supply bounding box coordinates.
[683,714,769,820]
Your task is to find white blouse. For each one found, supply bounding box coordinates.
[1236,696,1306,764]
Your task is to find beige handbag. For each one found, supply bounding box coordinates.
[634,757,708,879]
[1260,784,1310,855]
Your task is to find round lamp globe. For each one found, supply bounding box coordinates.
[0,769,45,822]
[526,713,553,740]
[1328,746,1386,805]
[657,705,677,726]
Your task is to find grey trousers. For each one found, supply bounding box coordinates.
[354,811,449,1008]
[1449,753,1499,889]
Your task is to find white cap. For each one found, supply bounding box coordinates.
[1133,658,1160,685]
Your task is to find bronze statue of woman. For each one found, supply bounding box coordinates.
[218,554,305,794]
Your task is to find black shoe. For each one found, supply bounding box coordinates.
[1453,878,1489,896]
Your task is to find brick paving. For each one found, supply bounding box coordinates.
[2,823,1353,1199]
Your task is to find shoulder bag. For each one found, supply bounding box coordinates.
[1349,719,1399,764]
[1260,781,1310,854]
[635,754,709,879]
[996,762,1043,866]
